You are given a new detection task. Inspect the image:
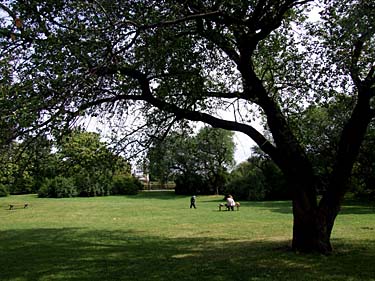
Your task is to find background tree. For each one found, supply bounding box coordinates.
[226,150,289,201]
[195,127,235,194]
[147,132,187,186]
[353,123,375,200]
[54,129,127,196]
[0,136,53,194]
[1,0,374,253]
[148,127,234,195]
[0,142,19,194]
[37,130,136,198]
[225,160,267,201]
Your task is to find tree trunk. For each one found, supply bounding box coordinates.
[292,196,338,254]
[287,168,340,254]
[294,85,375,254]
[235,44,373,255]
[278,91,373,254]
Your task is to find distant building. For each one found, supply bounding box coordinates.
[132,169,149,184]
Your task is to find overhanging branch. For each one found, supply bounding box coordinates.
[141,87,279,162]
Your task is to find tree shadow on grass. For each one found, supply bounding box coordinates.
[1,228,375,281]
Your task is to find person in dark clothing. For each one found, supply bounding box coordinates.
[190,195,197,209]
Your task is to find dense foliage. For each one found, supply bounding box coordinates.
[0,129,140,197]
[38,176,77,198]
[225,156,289,201]
[0,183,9,197]
[0,135,54,194]
[148,127,234,195]
[54,130,116,196]
[353,125,375,200]
[111,175,143,195]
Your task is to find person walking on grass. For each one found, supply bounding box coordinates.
[190,195,197,209]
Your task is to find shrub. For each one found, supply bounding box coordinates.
[0,184,9,197]
[38,176,77,198]
[74,172,112,197]
[111,175,141,195]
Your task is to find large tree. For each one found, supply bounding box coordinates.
[1,0,374,253]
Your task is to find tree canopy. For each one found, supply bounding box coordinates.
[148,126,234,194]
[1,0,374,253]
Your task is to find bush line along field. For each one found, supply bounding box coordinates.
[1,192,374,281]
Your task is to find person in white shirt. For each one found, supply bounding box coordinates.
[226,195,235,211]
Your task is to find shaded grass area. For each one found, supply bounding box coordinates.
[0,192,375,281]
[1,228,375,281]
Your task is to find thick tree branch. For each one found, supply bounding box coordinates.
[138,84,280,164]
[88,64,280,163]
[144,10,221,29]
[0,3,17,19]
[350,39,365,88]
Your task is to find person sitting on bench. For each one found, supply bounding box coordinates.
[226,195,236,211]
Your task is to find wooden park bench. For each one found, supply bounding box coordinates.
[218,202,240,211]
[8,203,29,210]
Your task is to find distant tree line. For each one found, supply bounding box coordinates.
[148,113,375,202]
[2,118,374,202]
[148,126,289,199]
[0,129,142,197]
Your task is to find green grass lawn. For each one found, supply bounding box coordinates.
[1,192,374,281]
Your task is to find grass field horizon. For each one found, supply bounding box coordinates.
[1,192,374,281]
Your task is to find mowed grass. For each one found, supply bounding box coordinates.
[0,192,374,281]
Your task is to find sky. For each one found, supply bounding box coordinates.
[233,132,254,164]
